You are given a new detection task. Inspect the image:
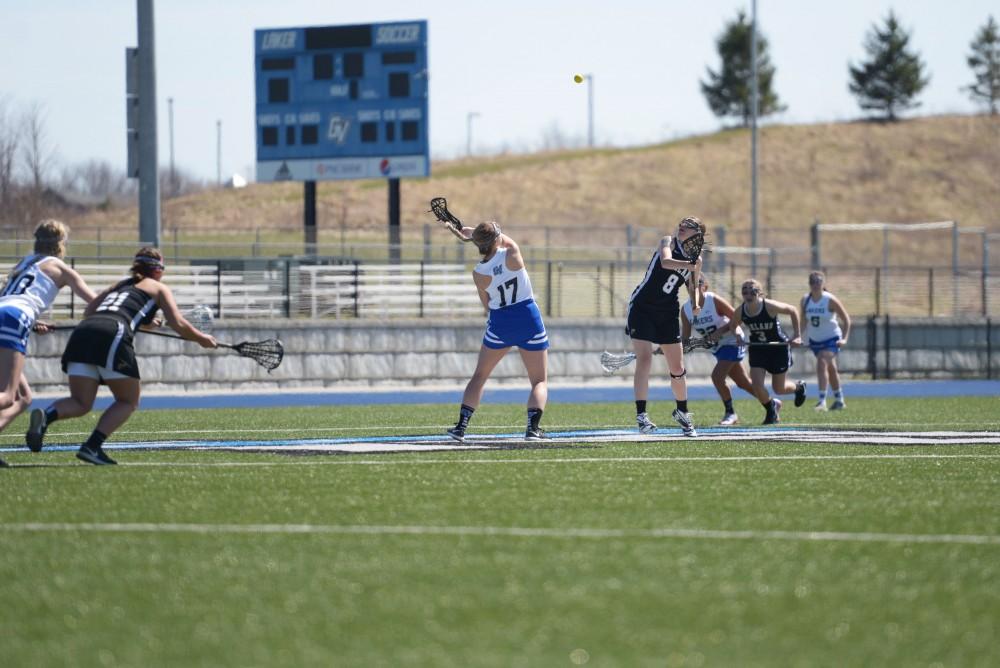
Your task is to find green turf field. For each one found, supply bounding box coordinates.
[2,397,999,666]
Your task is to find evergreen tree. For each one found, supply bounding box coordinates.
[701,10,785,127]
[848,11,929,121]
[963,15,1000,115]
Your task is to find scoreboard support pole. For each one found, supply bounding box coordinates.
[388,178,401,264]
[304,180,317,256]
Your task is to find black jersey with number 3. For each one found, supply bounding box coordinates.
[741,300,788,344]
[628,240,693,311]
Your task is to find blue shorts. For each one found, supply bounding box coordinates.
[809,336,841,357]
[483,299,549,351]
[713,344,746,362]
[0,305,33,355]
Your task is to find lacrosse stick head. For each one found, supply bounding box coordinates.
[187,305,214,332]
[677,216,709,261]
[683,337,715,354]
[599,350,635,374]
[429,197,463,232]
[234,338,284,372]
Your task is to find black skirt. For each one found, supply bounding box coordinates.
[61,316,141,380]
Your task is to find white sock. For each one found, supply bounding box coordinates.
[818,391,827,402]
[834,390,844,400]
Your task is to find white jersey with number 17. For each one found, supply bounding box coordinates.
[473,248,535,310]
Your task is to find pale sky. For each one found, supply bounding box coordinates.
[0,0,995,182]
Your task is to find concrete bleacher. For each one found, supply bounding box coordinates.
[299,263,483,318]
[47,263,286,318]
[42,262,485,321]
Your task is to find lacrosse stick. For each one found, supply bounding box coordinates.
[680,233,709,262]
[600,348,663,374]
[600,335,768,374]
[134,330,285,371]
[429,197,472,242]
[38,305,215,333]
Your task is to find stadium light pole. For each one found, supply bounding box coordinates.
[216,119,222,186]
[750,0,760,274]
[585,73,594,148]
[466,111,480,157]
[167,96,175,197]
[136,0,160,247]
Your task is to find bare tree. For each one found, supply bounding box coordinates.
[0,95,19,209]
[59,159,136,205]
[158,164,206,198]
[21,100,55,191]
[539,120,583,151]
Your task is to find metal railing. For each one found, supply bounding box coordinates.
[6,254,1000,321]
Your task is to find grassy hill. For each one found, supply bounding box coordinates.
[69,114,999,267]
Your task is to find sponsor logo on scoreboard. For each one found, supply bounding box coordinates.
[258,157,428,182]
[327,116,350,144]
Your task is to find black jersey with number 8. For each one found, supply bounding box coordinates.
[628,242,692,311]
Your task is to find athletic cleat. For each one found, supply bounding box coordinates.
[525,427,550,441]
[830,400,846,411]
[763,398,783,425]
[794,381,807,407]
[814,401,828,412]
[0,456,8,468]
[672,409,697,437]
[26,408,47,452]
[718,412,739,426]
[446,426,466,443]
[636,412,657,434]
[76,445,117,466]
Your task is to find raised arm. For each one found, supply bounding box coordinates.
[446,224,475,243]
[657,236,698,272]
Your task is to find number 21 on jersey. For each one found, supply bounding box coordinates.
[96,291,128,312]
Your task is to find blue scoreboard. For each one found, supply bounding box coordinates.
[254,21,429,182]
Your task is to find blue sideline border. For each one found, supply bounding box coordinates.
[29,380,1000,412]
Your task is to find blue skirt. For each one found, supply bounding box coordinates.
[483,299,549,351]
[0,304,33,354]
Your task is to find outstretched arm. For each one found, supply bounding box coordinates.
[155,284,217,349]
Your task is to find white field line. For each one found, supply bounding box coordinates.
[2,422,998,442]
[17,452,1000,468]
[2,521,998,546]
